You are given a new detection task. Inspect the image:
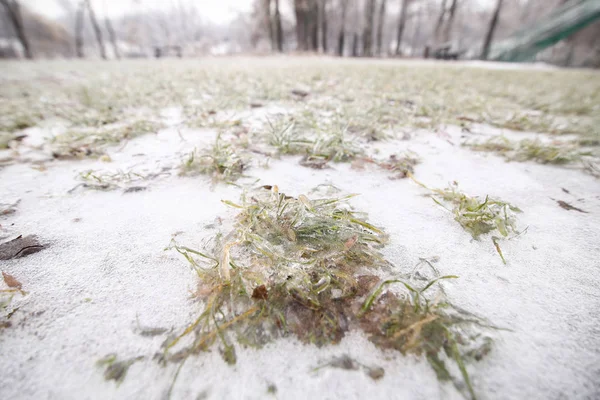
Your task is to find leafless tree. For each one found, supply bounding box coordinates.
[74,1,85,57]
[375,0,386,55]
[293,0,318,52]
[337,0,349,56]
[481,0,503,60]
[0,0,32,58]
[320,0,328,53]
[294,0,308,50]
[105,17,120,59]
[442,0,458,44]
[433,0,447,44]
[308,0,319,50]
[394,0,410,55]
[362,0,376,56]
[85,0,106,59]
[264,0,274,50]
[273,0,283,51]
[352,32,359,57]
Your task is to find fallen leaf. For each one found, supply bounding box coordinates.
[0,235,46,260]
[291,89,309,98]
[2,271,22,289]
[367,366,385,380]
[123,186,147,194]
[252,285,268,300]
[556,200,588,213]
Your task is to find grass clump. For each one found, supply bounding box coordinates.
[266,119,362,168]
[96,354,144,385]
[465,136,584,165]
[0,103,42,133]
[465,136,600,178]
[428,182,522,264]
[308,127,363,163]
[267,119,312,155]
[351,152,420,179]
[360,270,493,400]
[180,134,248,182]
[515,139,584,165]
[0,132,27,150]
[72,168,167,192]
[377,153,420,179]
[164,186,493,399]
[50,120,162,159]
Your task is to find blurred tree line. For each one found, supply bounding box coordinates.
[0,0,598,67]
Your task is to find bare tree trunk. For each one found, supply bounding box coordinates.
[264,0,274,50]
[394,0,409,55]
[75,1,85,58]
[274,0,283,52]
[337,0,348,56]
[86,0,107,59]
[320,0,328,53]
[411,5,422,52]
[362,0,376,56]
[308,0,319,51]
[442,0,458,44]
[433,0,447,45]
[480,0,503,60]
[0,0,33,59]
[376,0,386,56]
[352,32,359,57]
[105,17,120,59]
[294,0,308,50]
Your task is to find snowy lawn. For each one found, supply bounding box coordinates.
[1,57,599,400]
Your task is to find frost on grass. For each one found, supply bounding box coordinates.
[164,186,493,399]
[426,182,522,264]
[50,120,163,160]
[0,132,27,150]
[352,152,421,179]
[180,133,249,182]
[464,136,600,176]
[71,168,170,193]
[2,60,600,141]
[266,118,363,169]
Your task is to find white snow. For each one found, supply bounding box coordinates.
[1,107,599,400]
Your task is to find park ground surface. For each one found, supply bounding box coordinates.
[1,57,599,400]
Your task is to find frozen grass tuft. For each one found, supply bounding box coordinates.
[424,182,522,264]
[267,118,312,155]
[50,120,162,159]
[308,126,364,163]
[464,136,600,178]
[72,168,169,192]
[465,136,585,165]
[164,186,493,399]
[180,133,249,182]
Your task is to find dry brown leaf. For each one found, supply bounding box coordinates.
[2,271,22,289]
[556,200,588,213]
[251,285,268,300]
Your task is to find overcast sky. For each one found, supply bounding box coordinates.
[30,0,496,25]
[30,0,253,24]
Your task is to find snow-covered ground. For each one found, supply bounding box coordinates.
[1,59,599,400]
